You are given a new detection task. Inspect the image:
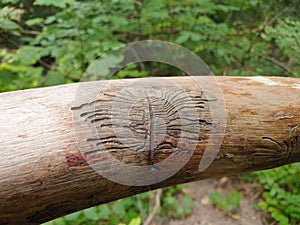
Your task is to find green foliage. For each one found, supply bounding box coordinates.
[263,19,300,77]
[0,49,43,91]
[16,46,42,65]
[34,0,75,8]
[210,191,241,213]
[251,164,300,225]
[0,6,23,33]
[43,185,193,225]
[1,0,299,92]
[128,217,142,225]
[43,194,147,225]
[159,184,194,219]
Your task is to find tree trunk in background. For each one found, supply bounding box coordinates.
[1,76,300,224]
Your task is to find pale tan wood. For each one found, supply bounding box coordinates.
[0,76,300,224]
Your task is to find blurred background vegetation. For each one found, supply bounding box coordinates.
[0,0,299,224]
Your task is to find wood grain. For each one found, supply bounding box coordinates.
[0,76,300,224]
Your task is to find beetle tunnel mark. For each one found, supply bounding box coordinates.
[254,125,300,162]
[72,87,212,167]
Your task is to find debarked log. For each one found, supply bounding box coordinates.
[0,76,300,224]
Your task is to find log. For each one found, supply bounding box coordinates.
[1,76,300,224]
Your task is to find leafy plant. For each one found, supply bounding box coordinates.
[253,164,300,225]
[1,0,300,93]
[159,184,194,219]
[43,185,193,225]
[43,195,146,225]
[262,19,300,77]
[210,191,241,213]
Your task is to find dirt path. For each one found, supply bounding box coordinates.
[153,177,263,225]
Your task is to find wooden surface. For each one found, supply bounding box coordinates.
[0,76,300,224]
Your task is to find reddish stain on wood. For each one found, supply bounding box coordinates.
[66,152,88,167]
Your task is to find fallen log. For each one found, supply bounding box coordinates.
[0,76,300,224]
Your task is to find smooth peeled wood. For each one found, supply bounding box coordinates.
[0,76,300,224]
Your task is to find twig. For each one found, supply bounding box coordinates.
[38,59,52,69]
[20,30,41,35]
[143,189,162,225]
[262,55,293,75]
[266,1,296,26]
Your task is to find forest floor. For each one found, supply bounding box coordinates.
[152,175,270,225]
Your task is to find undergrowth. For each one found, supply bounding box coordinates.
[43,184,194,225]
[246,163,300,225]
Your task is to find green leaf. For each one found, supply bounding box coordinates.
[44,16,56,24]
[44,71,65,86]
[182,196,194,215]
[0,67,16,86]
[64,211,82,221]
[1,0,19,3]
[25,18,44,26]
[34,0,75,8]
[228,192,241,209]
[272,212,289,225]
[16,46,41,65]
[44,217,65,225]
[258,201,267,210]
[0,6,24,21]
[209,192,222,206]
[190,32,202,42]
[219,200,228,211]
[82,207,98,220]
[98,204,111,220]
[175,31,190,44]
[112,201,126,217]
[0,19,21,31]
[128,217,142,225]
[270,187,277,197]
[163,196,177,206]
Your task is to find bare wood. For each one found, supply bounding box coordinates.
[1,76,300,224]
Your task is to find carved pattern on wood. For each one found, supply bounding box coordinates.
[72,85,212,167]
[253,125,300,162]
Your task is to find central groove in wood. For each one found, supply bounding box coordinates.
[146,95,154,166]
